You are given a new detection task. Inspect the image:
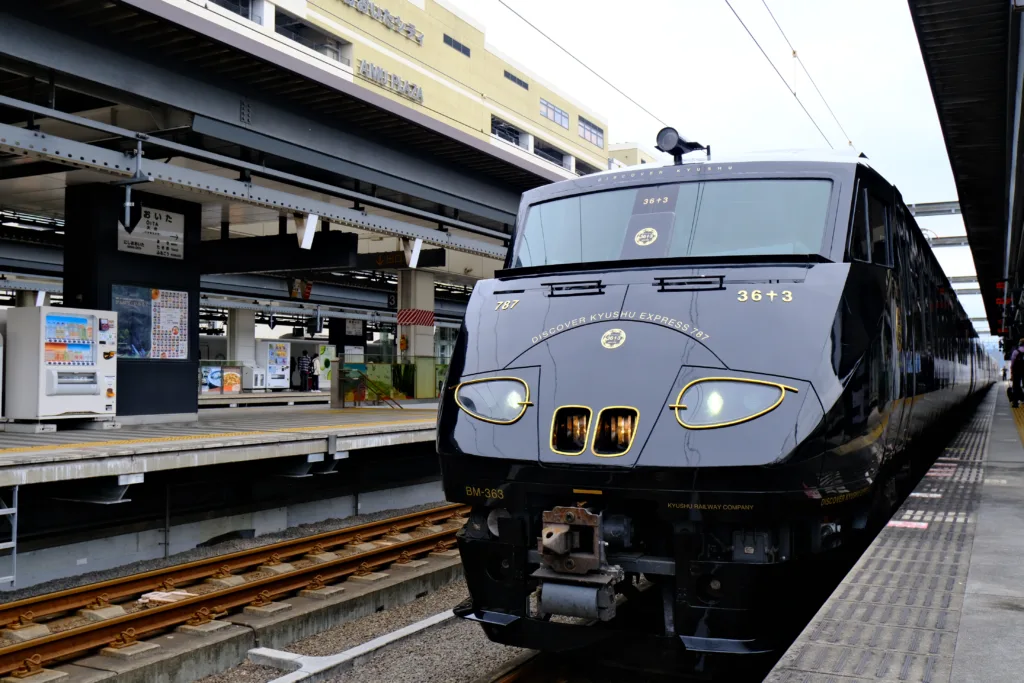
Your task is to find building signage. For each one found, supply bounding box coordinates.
[358,60,424,103]
[342,0,423,45]
[117,206,184,260]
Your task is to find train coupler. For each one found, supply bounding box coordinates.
[532,506,626,622]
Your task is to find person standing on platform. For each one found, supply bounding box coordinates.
[298,349,311,392]
[1010,338,1024,408]
[311,353,322,393]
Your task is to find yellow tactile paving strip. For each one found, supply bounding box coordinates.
[0,410,435,456]
[1009,386,1024,446]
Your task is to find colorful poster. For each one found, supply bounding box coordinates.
[151,289,188,359]
[112,285,189,359]
[112,285,153,358]
[317,344,336,383]
[200,366,221,393]
[222,366,241,394]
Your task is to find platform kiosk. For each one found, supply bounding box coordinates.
[4,306,118,425]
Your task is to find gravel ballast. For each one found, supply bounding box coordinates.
[288,579,469,656]
[1,500,449,603]
[327,618,527,683]
[195,661,282,683]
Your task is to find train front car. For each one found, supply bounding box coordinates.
[438,150,985,660]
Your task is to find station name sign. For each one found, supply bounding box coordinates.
[341,0,424,45]
[358,60,424,103]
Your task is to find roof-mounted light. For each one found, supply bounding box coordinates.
[655,127,708,165]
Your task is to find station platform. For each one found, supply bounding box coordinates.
[197,391,330,407]
[0,405,437,487]
[767,385,1023,682]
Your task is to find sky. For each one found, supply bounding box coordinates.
[443,0,989,335]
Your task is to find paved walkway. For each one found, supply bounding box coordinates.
[0,405,437,486]
[768,386,1024,682]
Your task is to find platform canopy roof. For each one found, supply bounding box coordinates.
[907,0,1018,337]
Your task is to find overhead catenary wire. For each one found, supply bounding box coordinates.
[722,0,834,149]
[760,0,855,148]
[494,0,670,128]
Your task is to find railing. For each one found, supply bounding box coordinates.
[275,25,351,66]
[342,356,448,402]
[208,0,251,20]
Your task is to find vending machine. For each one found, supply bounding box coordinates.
[257,340,290,390]
[5,306,118,420]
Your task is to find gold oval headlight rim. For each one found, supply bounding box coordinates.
[453,376,533,425]
[669,377,798,430]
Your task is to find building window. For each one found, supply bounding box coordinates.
[540,98,569,129]
[491,116,521,146]
[504,70,528,90]
[578,116,604,148]
[443,34,471,57]
[575,159,600,176]
[534,138,567,168]
[210,0,251,19]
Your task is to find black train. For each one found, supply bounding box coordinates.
[438,134,996,658]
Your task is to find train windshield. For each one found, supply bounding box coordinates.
[513,178,833,267]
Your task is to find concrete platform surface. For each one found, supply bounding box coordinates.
[767,386,1024,682]
[198,391,329,407]
[0,405,436,486]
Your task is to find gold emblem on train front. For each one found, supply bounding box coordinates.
[634,227,658,246]
[601,328,626,349]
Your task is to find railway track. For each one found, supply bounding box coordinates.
[0,503,469,677]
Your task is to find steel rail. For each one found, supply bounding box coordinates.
[0,503,468,627]
[0,524,463,675]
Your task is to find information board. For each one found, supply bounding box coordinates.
[112,285,189,359]
[117,206,185,260]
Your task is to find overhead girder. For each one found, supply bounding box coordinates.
[0,122,506,259]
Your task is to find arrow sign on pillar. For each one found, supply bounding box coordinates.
[296,213,319,250]
[403,238,423,268]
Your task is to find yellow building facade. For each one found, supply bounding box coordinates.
[609,142,663,168]
[241,0,609,177]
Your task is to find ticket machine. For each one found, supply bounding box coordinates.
[5,306,118,420]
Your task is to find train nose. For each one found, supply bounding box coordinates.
[521,321,823,468]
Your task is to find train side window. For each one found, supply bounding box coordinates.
[848,189,870,262]
[868,193,891,267]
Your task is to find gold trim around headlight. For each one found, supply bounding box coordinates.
[669,377,798,430]
[591,406,639,458]
[453,376,533,425]
[550,405,593,456]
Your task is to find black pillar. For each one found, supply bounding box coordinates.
[64,185,201,418]
[328,318,367,353]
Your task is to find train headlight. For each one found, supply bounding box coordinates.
[670,378,798,429]
[454,377,533,425]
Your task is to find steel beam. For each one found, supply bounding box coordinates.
[0,10,524,224]
[954,288,981,295]
[929,236,970,247]
[0,94,509,242]
[907,201,961,217]
[949,275,978,284]
[0,124,506,259]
